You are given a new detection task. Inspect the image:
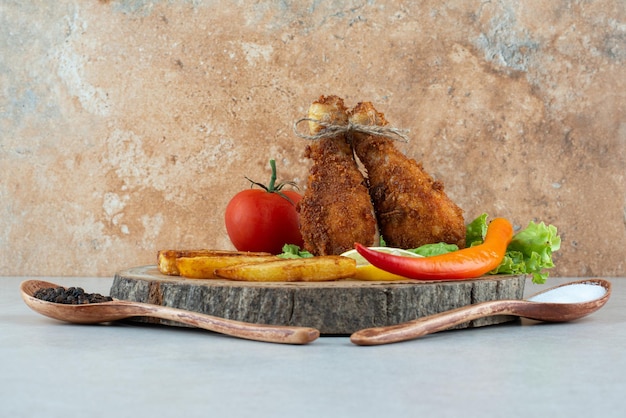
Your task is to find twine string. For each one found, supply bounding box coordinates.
[293,117,409,142]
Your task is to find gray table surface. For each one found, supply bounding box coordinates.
[2,275,624,418]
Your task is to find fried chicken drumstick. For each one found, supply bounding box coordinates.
[349,102,466,249]
[297,96,378,255]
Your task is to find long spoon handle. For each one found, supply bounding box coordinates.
[351,299,522,346]
[20,280,319,345]
[122,301,320,345]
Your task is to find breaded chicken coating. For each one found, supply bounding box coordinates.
[349,102,466,249]
[297,96,378,255]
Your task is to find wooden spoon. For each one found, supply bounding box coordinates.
[21,280,319,345]
[351,278,611,346]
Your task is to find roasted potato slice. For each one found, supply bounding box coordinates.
[214,256,357,282]
[157,249,272,276]
[176,254,279,279]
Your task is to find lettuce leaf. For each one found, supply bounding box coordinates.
[499,220,561,284]
[465,213,488,247]
[277,244,313,259]
[408,242,459,257]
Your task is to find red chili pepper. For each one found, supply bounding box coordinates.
[355,218,514,280]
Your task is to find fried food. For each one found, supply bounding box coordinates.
[157,249,274,277]
[176,254,280,279]
[214,256,356,282]
[349,102,466,249]
[297,95,378,255]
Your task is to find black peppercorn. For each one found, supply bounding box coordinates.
[33,286,113,304]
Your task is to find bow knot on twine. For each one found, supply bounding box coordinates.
[293,118,409,142]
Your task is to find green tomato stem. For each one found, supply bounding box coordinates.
[268,159,277,192]
[245,159,299,201]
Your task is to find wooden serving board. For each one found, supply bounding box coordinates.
[110,265,526,335]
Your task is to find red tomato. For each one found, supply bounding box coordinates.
[225,189,304,254]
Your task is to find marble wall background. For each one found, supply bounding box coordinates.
[1,0,624,277]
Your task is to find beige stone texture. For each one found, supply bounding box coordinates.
[1,0,624,277]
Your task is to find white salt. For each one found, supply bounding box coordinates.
[528,283,606,304]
